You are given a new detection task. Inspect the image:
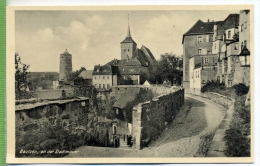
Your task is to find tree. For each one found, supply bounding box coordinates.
[15,53,34,100]
[149,53,183,85]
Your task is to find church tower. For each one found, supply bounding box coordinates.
[120,16,137,60]
[59,49,72,82]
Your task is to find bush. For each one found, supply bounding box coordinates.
[232,83,249,96]
[201,80,225,93]
[224,128,250,157]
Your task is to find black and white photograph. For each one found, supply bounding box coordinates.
[6,5,254,163]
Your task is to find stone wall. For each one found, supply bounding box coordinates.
[132,88,185,150]
[15,97,113,157]
[35,89,74,99]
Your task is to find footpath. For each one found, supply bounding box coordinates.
[187,93,234,157]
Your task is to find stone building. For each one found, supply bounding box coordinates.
[92,18,157,87]
[189,54,218,92]
[214,14,240,87]
[232,10,250,86]
[59,49,72,83]
[182,19,222,91]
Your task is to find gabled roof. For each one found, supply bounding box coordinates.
[182,19,222,43]
[120,37,137,44]
[92,64,118,75]
[217,14,239,37]
[132,48,149,66]
[141,45,156,60]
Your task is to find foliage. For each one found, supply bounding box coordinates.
[149,53,183,85]
[224,95,250,157]
[15,53,35,100]
[201,80,226,93]
[224,128,250,157]
[118,76,134,85]
[201,81,249,99]
[232,83,249,96]
[68,67,98,107]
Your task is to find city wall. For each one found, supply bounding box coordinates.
[35,89,74,99]
[15,97,113,157]
[132,88,185,150]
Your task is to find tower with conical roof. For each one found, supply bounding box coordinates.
[120,15,137,60]
[59,48,72,82]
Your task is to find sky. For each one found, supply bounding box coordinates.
[15,10,239,72]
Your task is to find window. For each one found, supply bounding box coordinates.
[116,108,119,114]
[209,35,213,42]
[207,51,211,54]
[198,36,202,43]
[228,30,231,38]
[204,57,209,64]
[124,49,126,52]
[234,43,238,50]
[241,24,244,31]
[107,75,109,79]
[244,21,247,29]
[215,44,216,49]
[103,76,105,79]
[241,42,244,50]
[94,76,96,79]
[95,84,97,87]
[198,49,202,55]
[107,84,110,88]
[103,84,105,88]
[198,71,199,78]
[128,49,130,52]
[99,84,101,88]
[244,40,247,48]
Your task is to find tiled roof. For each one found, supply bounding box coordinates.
[141,45,156,60]
[132,48,149,66]
[113,88,140,109]
[217,14,239,36]
[79,70,93,79]
[116,58,142,66]
[118,66,141,75]
[120,37,137,44]
[182,20,222,43]
[92,65,118,75]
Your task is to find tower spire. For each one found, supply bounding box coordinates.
[127,14,131,37]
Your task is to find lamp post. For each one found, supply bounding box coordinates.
[238,46,250,67]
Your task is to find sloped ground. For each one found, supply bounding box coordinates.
[66,96,226,158]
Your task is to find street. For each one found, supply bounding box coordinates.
[66,95,226,158]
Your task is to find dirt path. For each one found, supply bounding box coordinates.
[67,95,226,158]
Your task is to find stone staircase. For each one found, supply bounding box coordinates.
[117,138,133,150]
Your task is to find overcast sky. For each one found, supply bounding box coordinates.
[15,10,239,72]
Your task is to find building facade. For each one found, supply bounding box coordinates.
[182,19,221,90]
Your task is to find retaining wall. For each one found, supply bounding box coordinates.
[15,97,113,157]
[132,88,185,150]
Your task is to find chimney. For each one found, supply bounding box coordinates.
[208,19,210,22]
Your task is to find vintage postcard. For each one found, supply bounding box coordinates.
[6,5,254,164]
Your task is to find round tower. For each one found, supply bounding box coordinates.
[59,49,72,82]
